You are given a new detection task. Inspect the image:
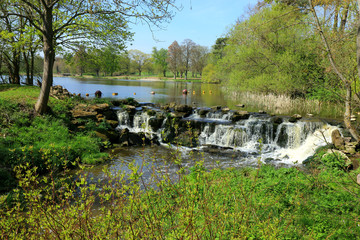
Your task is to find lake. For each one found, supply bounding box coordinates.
[53,77,228,108]
[53,76,343,118]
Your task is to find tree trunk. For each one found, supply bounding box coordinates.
[30,50,34,85]
[333,4,339,32]
[310,0,360,141]
[23,52,31,85]
[339,3,350,33]
[35,5,54,114]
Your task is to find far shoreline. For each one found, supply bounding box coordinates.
[54,74,204,83]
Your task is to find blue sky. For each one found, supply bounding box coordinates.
[126,0,259,54]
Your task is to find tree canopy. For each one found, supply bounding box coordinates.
[0,0,178,114]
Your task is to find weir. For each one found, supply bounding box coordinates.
[116,106,338,165]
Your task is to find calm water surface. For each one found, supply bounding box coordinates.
[53,77,228,107]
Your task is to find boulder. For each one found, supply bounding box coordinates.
[211,105,221,111]
[89,103,110,113]
[94,129,118,143]
[222,107,230,113]
[231,111,250,122]
[106,120,119,129]
[198,109,209,117]
[169,102,177,108]
[71,109,97,120]
[148,116,165,132]
[123,105,136,115]
[146,109,157,116]
[289,114,302,123]
[331,129,345,150]
[174,104,193,116]
[271,116,283,124]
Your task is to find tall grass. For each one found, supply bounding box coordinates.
[228,91,344,119]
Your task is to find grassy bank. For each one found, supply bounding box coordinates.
[0,160,359,239]
[0,85,112,192]
[69,74,203,82]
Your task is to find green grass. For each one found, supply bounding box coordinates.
[0,85,112,192]
[1,162,359,239]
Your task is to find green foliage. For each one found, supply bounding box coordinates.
[215,4,325,96]
[0,87,110,192]
[152,47,168,77]
[1,163,359,239]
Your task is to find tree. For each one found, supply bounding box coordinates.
[129,49,150,76]
[167,40,182,79]
[0,5,24,84]
[190,45,208,77]
[118,52,130,75]
[1,0,178,114]
[212,37,228,61]
[73,45,88,76]
[152,47,168,77]
[101,45,120,76]
[181,39,196,80]
[87,48,103,77]
[308,0,359,140]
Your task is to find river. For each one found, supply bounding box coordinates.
[53,77,340,184]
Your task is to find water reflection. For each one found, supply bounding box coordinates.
[53,77,225,108]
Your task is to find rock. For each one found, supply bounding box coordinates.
[222,107,230,113]
[123,105,136,115]
[161,129,176,143]
[50,85,71,99]
[211,106,221,111]
[271,116,283,124]
[231,111,250,122]
[103,110,118,121]
[174,104,193,116]
[89,103,110,113]
[198,108,209,117]
[236,104,245,108]
[94,130,118,143]
[96,114,104,121]
[118,128,158,146]
[258,110,266,114]
[169,112,186,118]
[111,98,139,107]
[357,174,360,185]
[71,109,97,120]
[95,90,102,98]
[148,116,165,132]
[331,129,345,150]
[307,113,314,117]
[146,109,157,116]
[106,120,119,129]
[169,102,177,108]
[289,114,302,123]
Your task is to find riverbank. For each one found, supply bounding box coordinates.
[1,84,360,238]
[55,73,203,82]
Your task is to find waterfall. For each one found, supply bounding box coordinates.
[117,108,338,165]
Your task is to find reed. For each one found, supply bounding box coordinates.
[229,91,343,119]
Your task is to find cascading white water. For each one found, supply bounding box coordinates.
[272,124,337,164]
[117,108,338,165]
[117,111,130,127]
